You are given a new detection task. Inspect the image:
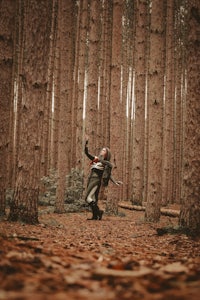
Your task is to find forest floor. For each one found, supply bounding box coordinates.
[0,203,200,300]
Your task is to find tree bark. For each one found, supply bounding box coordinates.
[74,0,89,202]
[145,0,165,222]
[98,0,113,149]
[9,0,52,224]
[179,0,200,233]
[106,0,123,215]
[132,0,147,205]
[42,0,58,176]
[162,0,175,206]
[0,0,16,215]
[85,0,100,149]
[173,26,183,205]
[97,0,112,200]
[55,0,74,213]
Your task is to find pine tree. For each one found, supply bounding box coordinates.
[179,0,200,234]
[0,1,16,215]
[145,0,165,222]
[132,0,147,205]
[106,0,123,215]
[9,0,52,224]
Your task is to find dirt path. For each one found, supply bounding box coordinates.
[0,207,200,299]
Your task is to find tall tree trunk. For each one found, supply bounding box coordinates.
[0,0,16,215]
[127,70,134,201]
[143,0,151,205]
[174,42,183,205]
[145,0,165,222]
[121,0,135,202]
[42,0,58,176]
[162,0,175,206]
[99,0,112,147]
[132,0,147,205]
[75,0,89,190]
[98,0,112,200]
[106,0,123,215]
[50,44,59,171]
[85,0,100,149]
[72,0,82,170]
[173,0,186,205]
[8,0,52,224]
[11,0,26,191]
[55,0,74,213]
[69,2,78,171]
[179,0,200,234]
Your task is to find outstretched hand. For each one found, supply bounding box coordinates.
[85,135,89,145]
[116,181,123,186]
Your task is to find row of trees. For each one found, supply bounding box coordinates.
[0,0,199,232]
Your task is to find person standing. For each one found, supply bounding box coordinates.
[84,139,122,220]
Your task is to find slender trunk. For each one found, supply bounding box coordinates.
[43,0,58,176]
[162,0,175,205]
[85,0,100,149]
[106,0,123,215]
[0,0,16,215]
[132,0,147,205]
[145,0,165,222]
[55,0,74,213]
[179,0,200,233]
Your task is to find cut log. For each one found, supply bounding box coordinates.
[118,202,180,217]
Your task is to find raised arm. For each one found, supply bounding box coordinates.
[84,140,95,161]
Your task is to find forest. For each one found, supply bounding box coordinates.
[0,0,200,299]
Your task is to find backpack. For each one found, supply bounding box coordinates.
[102,163,112,187]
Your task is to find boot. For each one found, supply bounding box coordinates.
[98,210,104,220]
[93,203,104,220]
[87,202,98,220]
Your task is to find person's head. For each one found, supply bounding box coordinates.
[99,147,111,161]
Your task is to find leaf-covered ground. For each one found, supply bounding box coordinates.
[0,205,200,300]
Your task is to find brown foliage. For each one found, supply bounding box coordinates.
[0,206,200,299]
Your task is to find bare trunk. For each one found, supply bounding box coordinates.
[106,0,123,215]
[162,0,175,206]
[179,0,200,233]
[145,0,165,222]
[132,0,147,205]
[55,0,74,213]
[85,0,100,149]
[42,0,58,176]
[0,1,16,215]
[9,0,52,224]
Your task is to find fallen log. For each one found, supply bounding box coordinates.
[118,202,180,217]
[160,208,180,217]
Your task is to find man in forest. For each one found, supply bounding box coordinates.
[84,138,123,220]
